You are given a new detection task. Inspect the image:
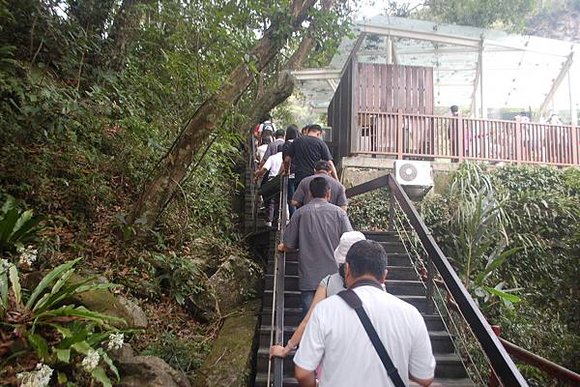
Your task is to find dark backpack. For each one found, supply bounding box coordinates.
[261,122,274,137]
[276,142,284,153]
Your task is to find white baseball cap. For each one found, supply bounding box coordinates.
[334,231,366,265]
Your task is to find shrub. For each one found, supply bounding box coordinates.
[0,258,125,386]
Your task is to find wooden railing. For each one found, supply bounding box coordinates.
[355,111,579,166]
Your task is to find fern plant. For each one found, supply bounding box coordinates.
[0,258,125,386]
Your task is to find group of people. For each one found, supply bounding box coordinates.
[253,115,341,228]
[253,115,437,386]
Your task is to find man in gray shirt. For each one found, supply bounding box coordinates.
[292,160,348,211]
[278,177,353,316]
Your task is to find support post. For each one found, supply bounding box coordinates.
[397,109,404,159]
[458,112,464,161]
[515,121,522,163]
[539,52,574,118]
[479,42,486,118]
[386,36,393,64]
[569,65,578,165]
[388,190,395,232]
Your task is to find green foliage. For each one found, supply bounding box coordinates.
[143,252,204,306]
[0,258,125,385]
[141,331,210,376]
[348,188,392,231]
[0,196,42,253]
[424,0,540,31]
[0,0,354,383]
[420,163,579,374]
[421,163,520,313]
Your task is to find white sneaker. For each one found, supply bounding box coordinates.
[265,221,272,227]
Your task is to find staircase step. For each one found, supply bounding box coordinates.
[387,266,420,280]
[434,353,469,378]
[379,241,407,253]
[264,290,301,308]
[429,331,456,353]
[262,307,303,326]
[255,349,468,380]
[363,231,400,243]
[413,379,473,386]
[422,314,446,331]
[258,325,296,347]
[265,274,300,290]
[256,348,295,375]
[386,252,412,266]
[254,374,298,387]
[386,280,426,296]
[267,260,299,275]
[255,375,473,387]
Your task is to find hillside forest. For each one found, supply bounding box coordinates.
[0,0,579,386]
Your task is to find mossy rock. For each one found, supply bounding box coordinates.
[193,300,260,386]
[207,254,262,315]
[69,275,148,329]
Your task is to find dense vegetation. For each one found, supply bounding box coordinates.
[0,0,352,384]
[349,163,579,383]
[1,0,578,384]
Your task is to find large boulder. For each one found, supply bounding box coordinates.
[186,254,261,322]
[114,345,190,387]
[72,288,148,329]
[207,254,262,315]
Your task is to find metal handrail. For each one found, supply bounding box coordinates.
[267,175,289,387]
[345,174,528,386]
[498,336,580,385]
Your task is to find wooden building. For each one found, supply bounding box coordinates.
[327,59,434,163]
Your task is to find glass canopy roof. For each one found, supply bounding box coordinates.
[293,15,579,123]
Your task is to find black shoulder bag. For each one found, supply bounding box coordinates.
[337,281,405,387]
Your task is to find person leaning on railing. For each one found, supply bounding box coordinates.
[270,231,366,358]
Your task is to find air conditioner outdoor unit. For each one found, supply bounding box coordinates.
[394,160,433,201]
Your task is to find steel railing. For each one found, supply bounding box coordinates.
[345,174,528,386]
[266,175,289,387]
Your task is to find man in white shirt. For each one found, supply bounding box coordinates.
[294,240,436,387]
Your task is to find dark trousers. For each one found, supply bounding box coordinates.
[287,177,296,217]
[300,290,315,320]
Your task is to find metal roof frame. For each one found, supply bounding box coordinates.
[291,16,579,121]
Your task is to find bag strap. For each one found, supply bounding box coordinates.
[338,289,406,387]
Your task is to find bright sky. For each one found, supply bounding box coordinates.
[358,0,424,18]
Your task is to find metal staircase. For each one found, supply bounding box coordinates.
[254,230,473,386]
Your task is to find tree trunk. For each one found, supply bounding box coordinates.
[129,0,318,227]
[105,0,152,70]
[242,0,337,130]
